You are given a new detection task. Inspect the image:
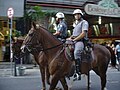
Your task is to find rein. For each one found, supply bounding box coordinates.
[32,43,63,52]
[24,26,64,53]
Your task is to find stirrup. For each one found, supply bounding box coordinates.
[73,73,81,81]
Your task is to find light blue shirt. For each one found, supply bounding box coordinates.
[116,44,120,52]
[57,20,67,38]
[72,19,89,38]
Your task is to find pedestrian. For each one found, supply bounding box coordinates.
[53,12,67,40]
[67,9,89,80]
[3,36,10,62]
[105,43,116,68]
[115,42,120,62]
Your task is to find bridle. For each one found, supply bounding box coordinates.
[22,29,64,53]
[38,43,63,51]
[23,30,41,53]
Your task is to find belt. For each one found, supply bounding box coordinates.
[78,39,84,41]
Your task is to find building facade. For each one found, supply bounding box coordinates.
[0,0,120,61]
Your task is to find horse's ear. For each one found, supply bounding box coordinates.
[32,21,37,30]
[32,22,40,30]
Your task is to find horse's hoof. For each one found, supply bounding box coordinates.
[68,87,71,90]
[47,80,50,85]
[89,84,91,88]
[86,81,91,88]
[54,87,62,90]
[41,87,46,90]
[41,89,45,90]
[103,87,107,90]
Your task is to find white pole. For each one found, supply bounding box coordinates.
[7,7,14,76]
[9,18,13,76]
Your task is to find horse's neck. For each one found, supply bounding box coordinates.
[42,39,62,59]
[32,52,41,64]
[40,28,62,59]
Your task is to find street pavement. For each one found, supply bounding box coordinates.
[0,63,120,90]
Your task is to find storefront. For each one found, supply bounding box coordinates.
[0,0,24,61]
[85,0,120,44]
[0,0,120,61]
[0,18,17,61]
[27,0,120,41]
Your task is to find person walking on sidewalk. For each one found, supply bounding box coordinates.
[115,43,120,61]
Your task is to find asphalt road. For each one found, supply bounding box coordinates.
[0,67,120,90]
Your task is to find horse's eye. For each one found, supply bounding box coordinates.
[29,33,33,37]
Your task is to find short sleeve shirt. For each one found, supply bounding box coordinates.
[72,19,89,37]
[57,20,67,38]
[116,44,120,52]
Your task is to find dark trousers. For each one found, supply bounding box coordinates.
[117,52,120,61]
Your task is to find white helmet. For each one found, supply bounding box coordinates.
[56,12,64,18]
[73,9,83,15]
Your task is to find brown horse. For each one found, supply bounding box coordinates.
[21,23,111,90]
[12,38,50,90]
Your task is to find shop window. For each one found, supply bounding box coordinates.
[0,22,2,30]
[89,23,120,37]
[3,22,7,27]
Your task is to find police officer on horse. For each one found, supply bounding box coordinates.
[53,12,67,40]
[67,9,89,80]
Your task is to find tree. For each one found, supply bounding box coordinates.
[26,6,56,28]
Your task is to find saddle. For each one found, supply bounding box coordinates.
[65,40,74,60]
[65,39,93,63]
[65,40,93,77]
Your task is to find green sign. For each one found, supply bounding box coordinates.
[84,0,120,17]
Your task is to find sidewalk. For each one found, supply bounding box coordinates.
[0,62,119,77]
[0,62,40,77]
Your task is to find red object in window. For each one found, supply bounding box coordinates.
[100,26,107,34]
[88,28,92,36]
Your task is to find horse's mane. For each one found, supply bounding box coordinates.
[38,25,62,43]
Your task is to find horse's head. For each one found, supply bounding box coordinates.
[13,40,23,54]
[21,22,42,53]
[21,22,62,54]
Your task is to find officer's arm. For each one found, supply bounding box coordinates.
[53,24,63,36]
[73,30,87,41]
[115,46,118,55]
[115,48,117,55]
[53,31,61,35]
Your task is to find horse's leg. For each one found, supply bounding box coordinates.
[84,73,91,89]
[96,64,108,90]
[60,77,68,90]
[100,72,107,90]
[49,74,59,90]
[39,65,46,90]
[92,67,106,90]
[87,72,90,90]
[46,65,50,85]
[92,67,99,75]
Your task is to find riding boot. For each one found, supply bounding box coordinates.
[74,58,81,80]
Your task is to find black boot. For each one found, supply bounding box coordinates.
[74,58,81,80]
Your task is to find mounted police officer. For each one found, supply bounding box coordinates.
[53,12,67,40]
[67,9,89,80]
